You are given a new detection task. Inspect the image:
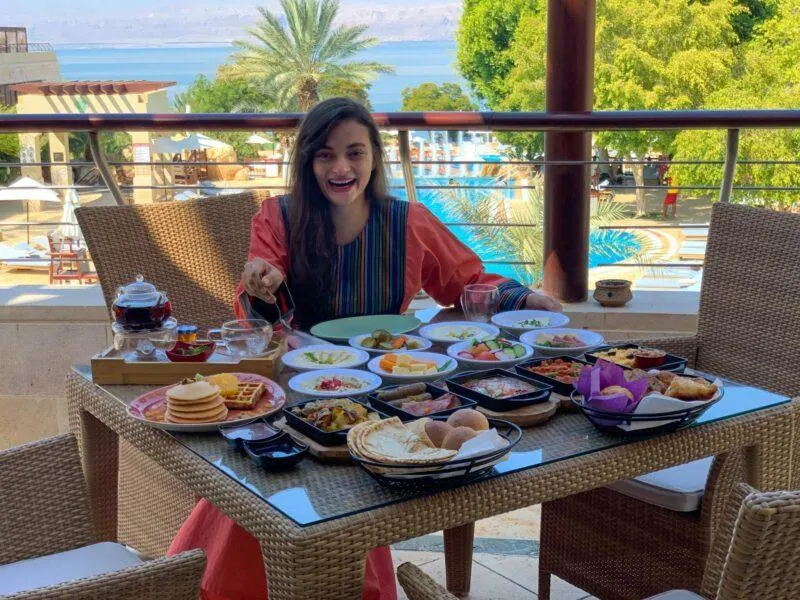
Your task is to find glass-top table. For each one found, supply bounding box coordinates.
[91,365,789,527]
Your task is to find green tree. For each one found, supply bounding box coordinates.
[731,0,778,41]
[401,83,476,111]
[226,0,394,111]
[172,74,271,114]
[0,104,19,184]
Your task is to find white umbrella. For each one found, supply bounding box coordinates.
[0,177,62,243]
[56,188,81,241]
[151,135,202,154]
[246,133,271,145]
[192,133,232,149]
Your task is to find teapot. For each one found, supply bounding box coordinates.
[111,274,172,331]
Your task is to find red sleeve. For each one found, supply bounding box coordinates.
[233,197,289,318]
[403,202,532,311]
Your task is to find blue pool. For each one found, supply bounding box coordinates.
[391,176,641,283]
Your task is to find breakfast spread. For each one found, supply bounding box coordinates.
[461,375,539,399]
[378,353,440,375]
[521,358,585,385]
[590,347,667,369]
[162,378,229,424]
[302,374,372,393]
[427,324,486,341]
[295,349,359,367]
[358,330,424,351]
[375,382,462,416]
[290,398,381,432]
[535,333,586,348]
[455,338,528,361]
[206,372,266,409]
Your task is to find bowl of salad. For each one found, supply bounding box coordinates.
[447,337,534,370]
[520,328,604,356]
[490,310,570,337]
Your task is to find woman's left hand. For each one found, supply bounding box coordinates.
[525,292,563,312]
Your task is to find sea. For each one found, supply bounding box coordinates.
[55,41,463,111]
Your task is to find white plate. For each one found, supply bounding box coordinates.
[348,333,432,355]
[447,338,534,370]
[418,321,500,344]
[491,310,570,337]
[520,328,605,356]
[287,368,382,398]
[282,344,369,371]
[366,351,457,384]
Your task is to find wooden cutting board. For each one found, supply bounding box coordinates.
[278,422,352,463]
[477,398,558,427]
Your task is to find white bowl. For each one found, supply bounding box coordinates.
[447,338,534,370]
[418,321,500,344]
[520,328,605,356]
[348,333,432,355]
[282,344,370,371]
[366,351,457,384]
[491,310,570,337]
[287,368,382,398]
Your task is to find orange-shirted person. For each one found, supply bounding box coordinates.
[662,176,679,219]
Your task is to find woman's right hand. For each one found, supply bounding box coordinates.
[243,257,283,303]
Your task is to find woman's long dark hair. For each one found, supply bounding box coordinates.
[287,97,389,327]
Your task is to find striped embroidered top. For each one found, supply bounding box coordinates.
[237,196,533,326]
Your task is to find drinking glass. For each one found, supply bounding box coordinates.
[460,284,499,322]
[209,319,273,357]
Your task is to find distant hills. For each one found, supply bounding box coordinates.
[24,2,462,46]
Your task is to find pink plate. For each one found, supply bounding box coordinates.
[127,373,286,432]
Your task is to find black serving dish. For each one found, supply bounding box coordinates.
[444,369,552,412]
[584,344,688,373]
[351,418,522,491]
[243,433,308,470]
[513,355,591,397]
[219,418,283,453]
[368,383,477,421]
[283,397,388,447]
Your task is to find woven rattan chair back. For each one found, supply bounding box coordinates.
[715,486,800,600]
[76,191,269,332]
[696,203,800,396]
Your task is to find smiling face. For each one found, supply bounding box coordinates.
[312,119,375,207]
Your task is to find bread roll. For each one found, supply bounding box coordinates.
[446,408,489,431]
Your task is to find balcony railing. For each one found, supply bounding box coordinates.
[1,110,799,289]
[0,42,54,54]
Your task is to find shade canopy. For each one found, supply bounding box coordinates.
[0,177,62,203]
[56,188,81,240]
[246,133,271,145]
[151,133,232,155]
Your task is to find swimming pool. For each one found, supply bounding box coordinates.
[391,176,641,282]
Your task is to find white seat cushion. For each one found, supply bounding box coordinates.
[644,590,704,599]
[607,457,713,512]
[0,542,143,595]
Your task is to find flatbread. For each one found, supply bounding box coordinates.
[406,418,434,447]
[350,417,456,465]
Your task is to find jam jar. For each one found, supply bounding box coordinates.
[111,274,172,331]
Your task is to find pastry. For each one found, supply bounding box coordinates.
[664,376,718,401]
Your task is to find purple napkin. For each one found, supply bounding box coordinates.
[574,360,648,414]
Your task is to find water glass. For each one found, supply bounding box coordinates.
[461,284,499,323]
[209,319,273,357]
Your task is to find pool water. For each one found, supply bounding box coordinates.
[391,176,641,283]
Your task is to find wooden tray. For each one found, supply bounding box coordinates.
[477,398,558,427]
[278,422,352,463]
[91,337,287,385]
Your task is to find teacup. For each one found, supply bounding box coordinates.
[209,319,273,357]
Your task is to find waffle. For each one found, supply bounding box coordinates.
[223,381,266,410]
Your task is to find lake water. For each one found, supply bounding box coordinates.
[55,41,464,111]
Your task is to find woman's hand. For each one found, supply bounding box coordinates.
[243,257,283,303]
[525,292,563,312]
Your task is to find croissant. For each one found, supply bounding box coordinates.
[664,376,717,401]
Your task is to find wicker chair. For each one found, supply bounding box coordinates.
[397,484,800,600]
[539,202,800,600]
[0,434,206,599]
[75,190,268,557]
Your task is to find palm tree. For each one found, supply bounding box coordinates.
[226,0,394,111]
[441,173,654,286]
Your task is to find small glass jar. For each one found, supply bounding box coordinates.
[177,324,198,344]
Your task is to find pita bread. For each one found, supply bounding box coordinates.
[406,418,434,447]
[349,417,456,465]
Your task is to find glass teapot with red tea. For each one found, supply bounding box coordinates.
[112,274,172,330]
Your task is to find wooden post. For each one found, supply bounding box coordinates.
[543,0,596,302]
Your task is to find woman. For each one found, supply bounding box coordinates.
[169,98,560,600]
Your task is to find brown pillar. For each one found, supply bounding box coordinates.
[542,0,596,302]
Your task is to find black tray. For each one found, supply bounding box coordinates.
[368,383,477,421]
[219,417,283,453]
[584,344,687,373]
[570,379,722,436]
[513,355,591,396]
[243,433,308,470]
[351,418,522,491]
[283,397,387,447]
[444,368,552,412]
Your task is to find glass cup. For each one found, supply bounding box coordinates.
[208,319,273,357]
[461,284,499,323]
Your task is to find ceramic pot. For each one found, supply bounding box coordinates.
[593,279,632,307]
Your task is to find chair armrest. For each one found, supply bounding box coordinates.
[6,549,206,600]
[626,334,699,368]
[0,434,96,566]
[397,562,459,600]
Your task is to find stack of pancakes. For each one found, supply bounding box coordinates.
[165,379,228,424]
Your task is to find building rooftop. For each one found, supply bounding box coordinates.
[10,81,176,95]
